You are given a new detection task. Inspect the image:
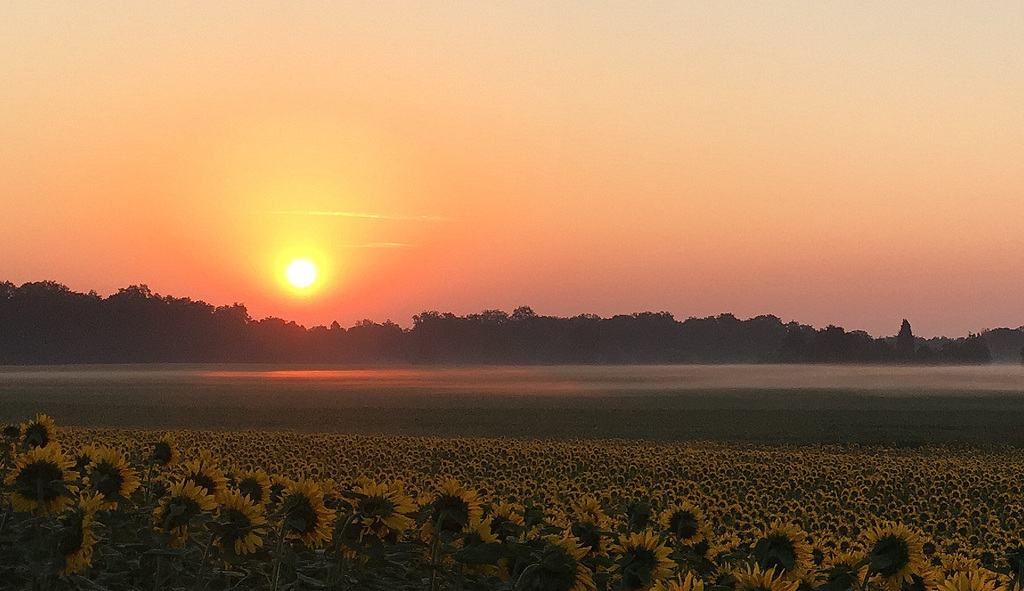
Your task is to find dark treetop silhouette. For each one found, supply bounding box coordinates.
[0,281,1009,365]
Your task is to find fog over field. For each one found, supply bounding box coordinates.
[3,364,1024,445]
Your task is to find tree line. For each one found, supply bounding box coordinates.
[0,281,1015,365]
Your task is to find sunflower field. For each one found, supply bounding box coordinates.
[3,414,1024,591]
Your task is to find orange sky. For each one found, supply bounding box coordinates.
[2,3,1023,338]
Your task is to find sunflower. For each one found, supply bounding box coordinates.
[153,480,218,547]
[2,422,20,441]
[614,529,675,590]
[655,572,706,591]
[487,501,526,539]
[280,479,336,549]
[457,515,504,578]
[59,493,103,576]
[424,479,483,537]
[352,479,417,541]
[753,521,813,581]
[819,551,868,590]
[863,523,927,591]
[659,502,710,546]
[461,514,498,546]
[180,453,228,501]
[214,488,268,556]
[575,496,611,528]
[72,445,99,477]
[627,499,655,531]
[938,572,1005,591]
[233,468,272,505]
[517,534,597,591]
[732,564,800,591]
[149,433,180,467]
[4,442,78,515]
[20,413,57,449]
[84,447,140,509]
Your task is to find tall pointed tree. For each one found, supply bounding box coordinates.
[896,319,915,360]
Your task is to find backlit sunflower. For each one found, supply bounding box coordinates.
[488,501,526,539]
[84,447,140,509]
[614,529,675,590]
[214,488,268,556]
[4,442,78,515]
[819,551,868,590]
[733,564,800,591]
[280,479,336,549]
[425,479,483,536]
[180,453,228,501]
[233,468,272,505]
[518,534,597,591]
[153,480,218,547]
[149,433,180,467]
[659,502,710,546]
[575,496,611,528]
[863,523,927,591]
[352,479,417,541]
[59,493,103,576]
[20,413,57,449]
[753,521,813,581]
[72,445,99,477]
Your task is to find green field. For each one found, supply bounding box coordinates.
[3,364,1024,445]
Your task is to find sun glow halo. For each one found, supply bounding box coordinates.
[285,259,318,289]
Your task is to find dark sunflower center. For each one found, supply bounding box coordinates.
[358,495,395,518]
[869,535,910,577]
[24,424,51,448]
[219,508,253,545]
[164,496,201,531]
[669,511,699,541]
[237,478,264,503]
[186,472,218,495]
[756,534,798,574]
[152,441,173,465]
[57,514,86,555]
[627,502,652,530]
[621,547,658,590]
[91,461,126,498]
[15,460,64,501]
[285,495,320,536]
[433,494,471,533]
[571,521,603,554]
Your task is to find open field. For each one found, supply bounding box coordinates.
[2,364,1024,445]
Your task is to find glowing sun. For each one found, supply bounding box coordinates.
[285,259,317,288]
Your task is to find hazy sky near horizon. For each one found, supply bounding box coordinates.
[2,2,1022,338]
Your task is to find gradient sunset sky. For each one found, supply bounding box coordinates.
[3,2,1022,337]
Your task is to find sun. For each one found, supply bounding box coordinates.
[285,259,317,289]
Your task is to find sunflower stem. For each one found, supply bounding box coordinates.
[429,535,441,591]
[144,461,156,505]
[198,533,216,588]
[271,518,287,591]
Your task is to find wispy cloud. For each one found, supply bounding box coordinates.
[339,242,414,248]
[267,210,455,222]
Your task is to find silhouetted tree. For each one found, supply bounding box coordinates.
[0,280,1009,365]
[895,319,916,360]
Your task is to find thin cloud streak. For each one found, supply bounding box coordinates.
[267,210,456,222]
[339,242,414,248]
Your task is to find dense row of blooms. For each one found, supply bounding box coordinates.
[2,414,1024,590]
